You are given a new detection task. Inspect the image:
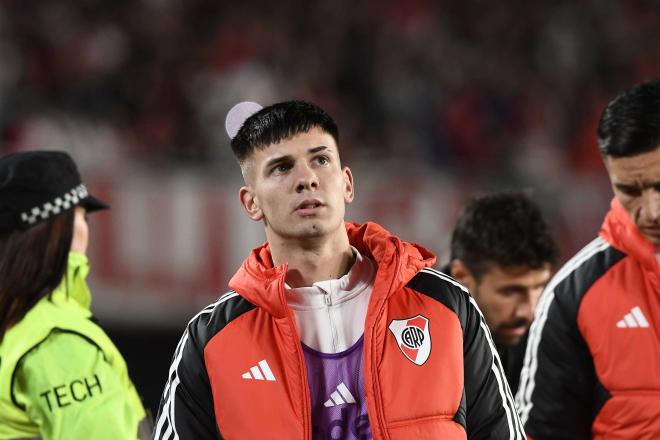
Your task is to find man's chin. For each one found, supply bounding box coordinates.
[281,222,329,240]
[496,335,524,347]
[269,217,344,242]
[294,217,344,237]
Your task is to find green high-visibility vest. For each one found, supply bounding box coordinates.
[0,253,147,439]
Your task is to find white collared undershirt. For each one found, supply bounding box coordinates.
[285,247,376,354]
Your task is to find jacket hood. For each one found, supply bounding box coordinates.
[228,221,437,318]
[600,197,657,271]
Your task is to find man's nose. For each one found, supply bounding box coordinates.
[295,164,319,193]
[515,297,534,322]
[641,190,660,224]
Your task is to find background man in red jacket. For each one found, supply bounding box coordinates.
[154,100,524,439]
[517,80,660,439]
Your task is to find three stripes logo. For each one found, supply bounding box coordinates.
[241,359,276,381]
[616,306,649,328]
[323,382,356,407]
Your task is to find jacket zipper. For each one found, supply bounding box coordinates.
[324,291,338,353]
[284,290,312,440]
[367,251,405,440]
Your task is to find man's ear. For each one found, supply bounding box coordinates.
[239,186,263,221]
[343,166,354,204]
[450,259,477,292]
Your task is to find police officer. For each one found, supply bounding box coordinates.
[0,151,150,439]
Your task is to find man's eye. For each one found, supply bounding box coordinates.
[316,156,329,165]
[618,186,641,197]
[498,290,519,297]
[273,164,290,174]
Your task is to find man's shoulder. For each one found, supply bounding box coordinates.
[405,267,471,315]
[185,291,257,348]
[546,236,625,304]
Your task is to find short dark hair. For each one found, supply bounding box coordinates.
[598,79,660,157]
[450,192,559,280]
[230,100,339,164]
[0,209,74,341]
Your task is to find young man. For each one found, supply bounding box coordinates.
[154,101,524,439]
[446,192,559,394]
[516,80,660,439]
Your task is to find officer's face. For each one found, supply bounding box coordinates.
[70,206,89,255]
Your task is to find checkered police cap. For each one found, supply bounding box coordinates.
[0,151,109,230]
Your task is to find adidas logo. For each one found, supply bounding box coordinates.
[241,360,276,381]
[323,382,356,407]
[616,306,649,328]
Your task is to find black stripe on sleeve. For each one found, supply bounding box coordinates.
[153,292,255,440]
[407,268,525,439]
[519,243,625,439]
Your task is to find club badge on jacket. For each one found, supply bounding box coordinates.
[388,315,431,366]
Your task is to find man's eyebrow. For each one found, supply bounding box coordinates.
[264,155,293,169]
[498,283,526,289]
[614,181,660,189]
[308,145,329,154]
[614,182,637,188]
[264,146,332,169]
[612,179,660,188]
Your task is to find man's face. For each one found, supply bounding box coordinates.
[458,263,551,346]
[605,148,660,245]
[239,127,354,243]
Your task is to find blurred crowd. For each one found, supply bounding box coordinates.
[0,0,658,175]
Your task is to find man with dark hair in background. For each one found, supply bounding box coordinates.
[446,192,559,394]
[153,100,524,439]
[517,79,660,439]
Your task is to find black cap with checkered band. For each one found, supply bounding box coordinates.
[0,150,109,230]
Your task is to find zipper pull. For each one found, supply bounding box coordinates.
[324,292,332,306]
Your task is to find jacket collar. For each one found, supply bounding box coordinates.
[285,246,376,309]
[600,197,657,271]
[51,252,92,311]
[228,221,437,318]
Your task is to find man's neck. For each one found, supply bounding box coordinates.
[269,229,355,288]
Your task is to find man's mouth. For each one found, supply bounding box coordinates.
[500,320,530,335]
[501,325,527,335]
[295,199,323,214]
[298,202,321,209]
